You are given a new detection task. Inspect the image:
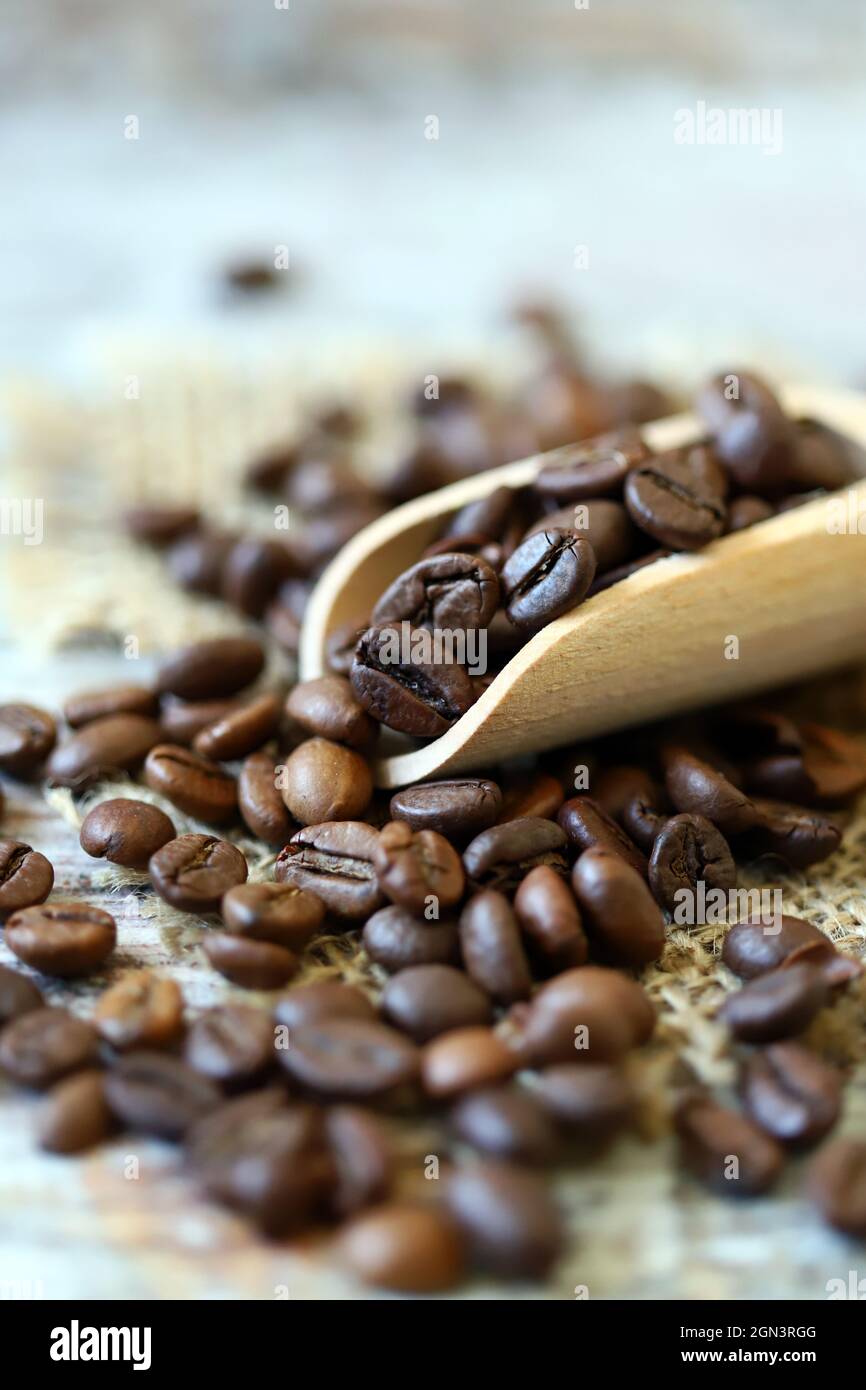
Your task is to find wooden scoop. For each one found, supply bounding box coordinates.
[300,385,866,789]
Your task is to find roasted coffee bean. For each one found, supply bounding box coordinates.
[798,722,866,802]
[274,981,376,1031]
[63,683,157,728]
[325,1105,394,1218]
[530,1063,635,1142]
[586,546,671,596]
[451,1086,559,1165]
[362,906,460,973]
[0,703,57,776]
[726,495,775,532]
[222,537,296,617]
[193,693,280,761]
[374,821,465,914]
[572,847,665,965]
[463,817,568,895]
[534,427,649,502]
[695,369,795,495]
[515,965,655,1066]
[281,737,373,824]
[720,962,829,1043]
[167,528,236,595]
[371,552,499,632]
[500,529,595,631]
[221,882,324,950]
[807,1138,866,1237]
[351,625,476,738]
[79,798,176,870]
[557,795,647,875]
[124,504,200,546]
[381,964,492,1043]
[156,636,265,701]
[278,1018,420,1101]
[721,915,860,988]
[286,452,373,516]
[741,754,817,804]
[325,615,370,676]
[446,1161,563,1279]
[0,962,43,1026]
[38,1070,116,1154]
[676,1097,784,1195]
[740,797,842,869]
[202,933,298,990]
[624,444,727,549]
[0,1007,100,1089]
[185,1004,275,1089]
[159,696,241,746]
[714,704,803,757]
[149,834,248,913]
[444,485,515,541]
[421,1027,519,1098]
[47,715,162,788]
[275,822,383,920]
[6,903,116,978]
[789,418,855,492]
[0,839,54,920]
[648,813,736,915]
[594,765,667,853]
[104,1051,220,1139]
[144,744,237,824]
[663,745,759,835]
[290,500,386,573]
[339,1203,465,1292]
[524,500,634,572]
[459,891,532,1004]
[285,675,376,750]
[265,596,302,655]
[497,772,563,823]
[238,750,295,846]
[389,778,502,842]
[246,443,299,493]
[513,865,588,972]
[94,970,184,1052]
[740,1043,841,1149]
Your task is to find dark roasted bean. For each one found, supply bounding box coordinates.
[325,1106,395,1218]
[159,696,241,746]
[381,964,492,1043]
[446,1161,563,1279]
[557,795,647,875]
[463,817,568,895]
[0,703,57,776]
[285,675,377,749]
[496,772,563,823]
[0,839,54,920]
[79,798,176,870]
[371,552,499,632]
[167,528,236,595]
[500,529,595,631]
[719,963,828,1043]
[513,865,588,972]
[726,495,775,532]
[184,1004,275,1089]
[572,847,665,965]
[515,966,655,1067]
[221,537,296,617]
[38,1070,116,1154]
[339,1203,465,1292]
[807,1138,866,1237]
[695,370,795,495]
[325,616,370,676]
[624,444,727,549]
[459,891,532,1004]
[274,981,376,1031]
[663,745,760,835]
[193,693,281,761]
[221,882,324,950]
[676,1096,784,1195]
[351,624,476,738]
[63,684,158,728]
[739,797,842,869]
[6,903,116,978]
[203,934,298,990]
[0,962,43,1026]
[238,750,296,846]
[422,1027,519,1098]
[275,821,383,920]
[124,504,199,546]
[534,427,649,501]
[156,636,266,700]
[721,915,861,988]
[451,1086,560,1165]
[362,905,460,973]
[374,821,465,914]
[389,778,502,842]
[104,1051,220,1139]
[144,744,238,824]
[0,1007,100,1089]
[278,1018,420,1101]
[47,715,162,789]
[740,1043,841,1149]
[648,813,736,916]
[149,834,248,913]
[524,499,634,572]
[530,1064,635,1142]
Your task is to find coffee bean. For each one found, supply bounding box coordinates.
[422,1026,519,1098]
[534,427,649,502]
[742,754,816,804]
[557,796,648,875]
[530,1064,635,1142]
[524,499,634,572]
[184,1004,275,1089]
[144,744,238,824]
[624,444,727,549]
[720,962,829,1043]
[740,1043,841,1149]
[740,797,842,869]
[124,504,200,546]
[663,745,759,835]
[0,1007,100,1088]
[167,528,236,595]
[47,715,162,789]
[381,965,492,1043]
[94,970,184,1051]
[0,839,54,920]
[695,370,795,495]
[203,934,298,990]
[38,1070,115,1153]
[798,722,866,802]
[351,624,476,738]
[159,696,241,745]
[807,1138,866,1237]
[0,962,43,1026]
[648,813,736,915]
[280,738,373,824]
[339,1203,465,1292]
[515,965,655,1066]
[463,817,568,895]
[572,847,665,965]
[459,891,532,1004]
[0,703,57,776]
[80,798,176,870]
[278,1018,420,1101]
[149,834,248,913]
[221,882,324,950]
[63,684,158,728]
[104,1051,221,1139]
[372,552,499,632]
[451,1086,560,1165]
[500,529,595,631]
[156,636,266,700]
[513,865,588,973]
[193,693,280,761]
[593,765,666,853]
[446,1161,563,1279]
[374,821,465,914]
[275,821,383,920]
[222,537,296,617]
[722,915,860,988]
[6,903,116,978]
[389,778,502,842]
[238,750,296,846]
[285,675,376,750]
[726,495,775,531]
[444,484,515,541]
[676,1096,784,1195]
[325,616,369,676]
[362,906,459,973]
[497,772,563,824]
[274,981,376,1031]
[325,1106,395,1218]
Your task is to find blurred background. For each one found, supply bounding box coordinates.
[3,0,866,387]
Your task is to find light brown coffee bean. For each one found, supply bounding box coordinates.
[0,839,54,921]
[6,903,116,978]
[0,1007,100,1089]
[47,715,162,789]
[144,744,238,824]
[156,636,266,700]
[203,934,298,990]
[280,738,373,824]
[572,846,666,966]
[149,834,248,913]
[238,750,296,846]
[38,1070,116,1154]
[94,970,184,1051]
[63,684,158,728]
[273,982,376,1031]
[285,675,377,749]
[339,1203,465,1292]
[193,693,281,761]
[221,882,325,950]
[79,798,176,870]
[374,821,465,914]
[422,1026,519,1098]
[514,865,588,973]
